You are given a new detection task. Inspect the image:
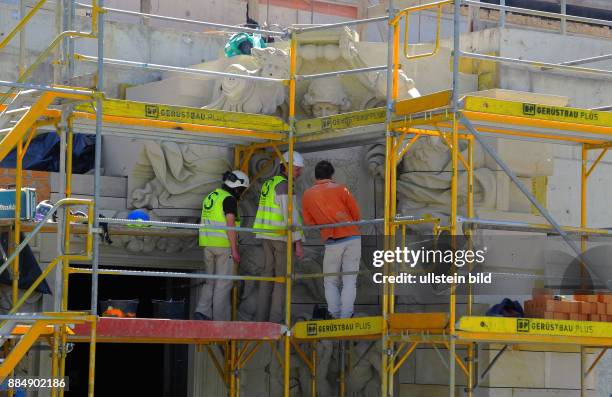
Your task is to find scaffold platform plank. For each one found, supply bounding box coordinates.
[292,316,382,340]
[75,98,289,132]
[394,90,452,116]
[70,318,283,344]
[388,312,449,333]
[457,316,612,347]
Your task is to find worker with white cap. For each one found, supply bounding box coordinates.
[253,151,305,323]
[196,170,250,321]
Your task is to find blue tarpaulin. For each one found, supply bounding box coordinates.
[0,132,95,173]
[0,233,52,295]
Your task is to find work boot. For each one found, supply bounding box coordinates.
[194,312,211,321]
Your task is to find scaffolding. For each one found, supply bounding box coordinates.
[0,0,611,396]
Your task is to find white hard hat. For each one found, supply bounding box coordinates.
[282,151,304,167]
[223,170,250,189]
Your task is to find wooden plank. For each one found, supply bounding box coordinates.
[71,318,283,344]
[389,312,449,332]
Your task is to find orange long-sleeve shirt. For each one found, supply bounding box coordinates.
[301,179,361,242]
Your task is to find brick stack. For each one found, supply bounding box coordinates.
[523,289,612,322]
[574,293,612,322]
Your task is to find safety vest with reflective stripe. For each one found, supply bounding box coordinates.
[199,188,240,247]
[253,176,287,236]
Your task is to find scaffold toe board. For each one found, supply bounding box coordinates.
[457,316,612,347]
[292,316,383,340]
[70,318,284,344]
[388,312,449,333]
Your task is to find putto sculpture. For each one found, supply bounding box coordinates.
[204,47,289,115]
[301,77,352,117]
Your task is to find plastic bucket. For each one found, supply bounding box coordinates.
[100,299,139,318]
[152,299,185,319]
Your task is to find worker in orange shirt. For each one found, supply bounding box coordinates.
[302,160,361,319]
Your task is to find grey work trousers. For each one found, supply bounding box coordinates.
[323,237,361,319]
[195,247,234,321]
[255,239,290,323]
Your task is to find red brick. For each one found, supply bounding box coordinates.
[0,168,50,201]
[590,314,601,322]
[574,294,587,302]
[543,312,555,319]
[553,312,569,320]
[569,313,581,321]
[567,301,580,313]
[543,300,569,313]
[533,288,553,302]
[598,294,612,304]
[579,301,591,314]
[597,303,606,315]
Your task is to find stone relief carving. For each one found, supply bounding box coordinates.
[366,135,496,216]
[347,339,382,397]
[397,136,494,212]
[301,77,352,117]
[129,140,230,210]
[110,210,197,254]
[204,47,288,116]
[339,28,420,108]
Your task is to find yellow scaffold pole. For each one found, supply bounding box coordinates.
[283,29,298,397]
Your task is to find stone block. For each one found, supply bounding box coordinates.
[512,389,596,397]
[399,384,513,397]
[484,139,554,178]
[470,89,569,106]
[50,173,127,197]
[480,350,545,388]
[49,193,127,213]
[508,177,537,214]
[494,171,510,211]
[397,348,416,384]
[414,348,467,385]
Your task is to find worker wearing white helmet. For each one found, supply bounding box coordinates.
[196,170,250,321]
[253,151,305,323]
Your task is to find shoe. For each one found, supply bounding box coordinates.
[194,312,211,321]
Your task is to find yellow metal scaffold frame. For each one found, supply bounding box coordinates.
[1,0,612,396]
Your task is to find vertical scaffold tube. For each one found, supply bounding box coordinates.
[466,136,475,397]
[382,1,396,395]
[311,342,317,397]
[89,1,104,396]
[448,115,458,397]
[283,30,297,397]
[580,145,587,397]
[13,141,22,307]
[449,2,462,396]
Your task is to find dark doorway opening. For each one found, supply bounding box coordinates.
[65,268,189,396]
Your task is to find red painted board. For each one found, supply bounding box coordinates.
[71,318,283,344]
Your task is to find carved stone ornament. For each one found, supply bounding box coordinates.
[204,47,289,115]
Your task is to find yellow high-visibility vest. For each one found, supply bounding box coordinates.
[253,176,286,236]
[199,188,240,247]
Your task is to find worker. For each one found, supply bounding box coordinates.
[302,160,361,319]
[195,170,250,321]
[253,151,305,323]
